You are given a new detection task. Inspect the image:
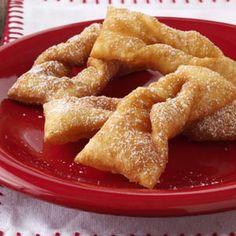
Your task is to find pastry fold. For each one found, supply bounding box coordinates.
[8,24,121,104]
[90,7,236,141]
[75,66,236,188]
[44,96,120,144]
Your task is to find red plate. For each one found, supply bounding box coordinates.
[0,18,236,217]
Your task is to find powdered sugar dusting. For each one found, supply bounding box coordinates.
[8,24,119,105]
[186,101,236,141]
[34,23,102,66]
[44,96,120,144]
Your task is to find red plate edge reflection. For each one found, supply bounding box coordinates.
[0,18,236,217]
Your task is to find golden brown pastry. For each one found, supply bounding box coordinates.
[75,66,236,188]
[91,8,236,83]
[8,24,121,104]
[71,58,120,97]
[34,23,102,66]
[76,86,164,188]
[92,7,222,59]
[8,61,75,104]
[184,101,236,141]
[90,7,236,141]
[44,96,120,144]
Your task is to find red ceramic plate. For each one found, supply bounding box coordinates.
[0,18,236,217]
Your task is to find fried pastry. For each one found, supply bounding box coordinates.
[91,8,236,85]
[8,24,122,104]
[71,57,120,97]
[8,61,75,104]
[76,87,164,188]
[90,7,236,140]
[184,101,236,141]
[8,58,121,104]
[44,96,120,144]
[34,23,102,66]
[92,7,222,58]
[75,66,236,188]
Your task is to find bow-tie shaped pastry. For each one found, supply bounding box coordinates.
[7,23,120,104]
[75,65,236,188]
[90,7,236,141]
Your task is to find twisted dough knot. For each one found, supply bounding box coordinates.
[91,7,236,141]
[8,23,120,104]
[75,65,236,188]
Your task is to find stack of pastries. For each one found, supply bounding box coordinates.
[8,7,236,188]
